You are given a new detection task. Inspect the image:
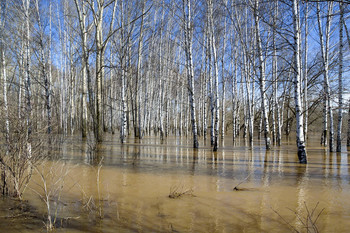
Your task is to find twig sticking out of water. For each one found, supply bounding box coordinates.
[271,207,299,233]
[271,202,324,233]
[233,172,252,191]
[168,185,195,199]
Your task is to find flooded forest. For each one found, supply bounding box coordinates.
[0,0,350,232]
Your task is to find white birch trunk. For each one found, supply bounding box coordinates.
[90,0,117,142]
[272,0,279,145]
[137,1,145,139]
[94,1,104,142]
[244,55,253,146]
[254,0,271,150]
[205,14,214,146]
[24,0,32,159]
[293,0,306,163]
[18,29,24,120]
[158,2,165,141]
[344,16,350,147]
[120,3,127,143]
[179,83,183,136]
[303,2,308,143]
[317,2,334,151]
[1,43,9,148]
[0,4,9,148]
[183,0,198,148]
[207,0,219,151]
[220,15,227,140]
[203,39,208,140]
[232,40,238,142]
[74,0,90,138]
[336,2,344,152]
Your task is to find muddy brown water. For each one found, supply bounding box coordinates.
[1,135,350,232]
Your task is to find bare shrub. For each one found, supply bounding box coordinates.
[272,202,324,233]
[0,109,49,199]
[29,160,76,231]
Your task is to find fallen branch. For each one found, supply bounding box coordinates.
[233,172,252,191]
[168,185,195,199]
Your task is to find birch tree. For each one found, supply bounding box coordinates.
[220,7,228,140]
[272,0,282,146]
[336,2,344,152]
[342,9,350,148]
[254,0,271,150]
[0,0,347,161]
[183,0,199,148]
[34,0,52,135]
[0,0,9,148]
[23,0,32,158]
[119,0,127,143]
[317,2,334,151]
[293,0,306,163]
[74,0,91,138]
[88,0,117,142]
[303,1,309,142]
[136,0,145,139]
[207,0,220,151]
[206,12,214,146]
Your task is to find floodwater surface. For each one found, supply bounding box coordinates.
[1,135,350,232]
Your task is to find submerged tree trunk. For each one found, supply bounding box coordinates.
[158,1,166,141]
[208,0,219,151]
[336,2,344,152]
[202,37,208,140]
[303,2,308,143]
[272,0,280,145]
[293,0,306,164]
[121,64,127,143]
[95,13,104,143]
[24,0,32,159]
[183,0,198,148]
[342,11,350,148]
[317,2,334,152]
[231,37,238,143]
[120,2,127,143]
[220,15,227,140]
[244,57,253,146]
[206,17,214,146]
[254,0,271,150]
[74,0,89,138]
[136,1,145,139]
[91,0,117,142]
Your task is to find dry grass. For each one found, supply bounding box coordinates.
[77,157,118,221]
